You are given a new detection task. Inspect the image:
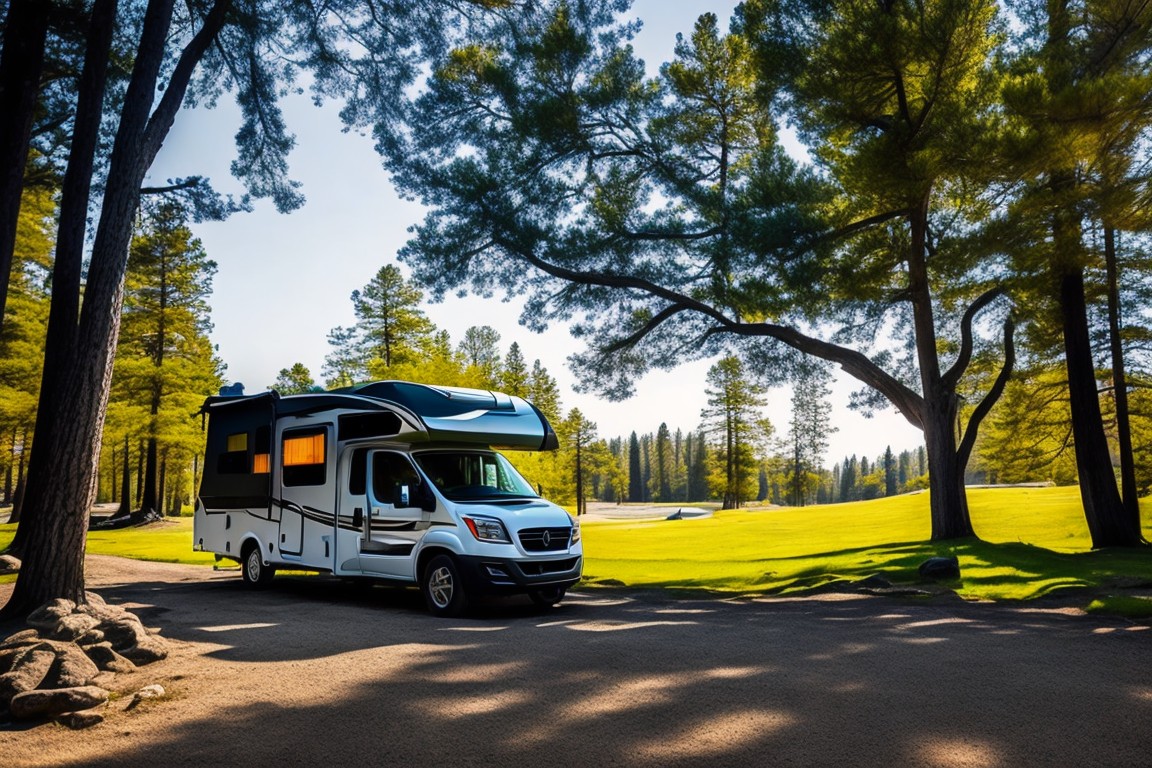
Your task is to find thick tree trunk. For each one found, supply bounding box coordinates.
[1104,227,1140,526]
[0,0,50,325]
[117,434,131,513]
[2,0,232,618]
[9,0,118,557]
[907,193,974,540]
[1060,267,1142,547]
[140,436,159,514]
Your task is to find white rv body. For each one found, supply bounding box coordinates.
[194,381,581,616]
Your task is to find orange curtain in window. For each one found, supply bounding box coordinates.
[253,454,270,474]
[283,434,324,466]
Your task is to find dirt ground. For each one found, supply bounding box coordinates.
[2,554,1151,767]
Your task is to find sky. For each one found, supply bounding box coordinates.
[148,0,925,463]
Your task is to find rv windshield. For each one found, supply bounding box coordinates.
[414,451,539,502]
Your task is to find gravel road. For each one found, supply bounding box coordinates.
[3,555,1151,767]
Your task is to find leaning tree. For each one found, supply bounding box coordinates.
[353,1,1015,540]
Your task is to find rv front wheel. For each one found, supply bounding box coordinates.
[242,543,276,587]
[422,555,468,617]
[529,586,566,608]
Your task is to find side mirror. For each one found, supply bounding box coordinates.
[393,479,436,512]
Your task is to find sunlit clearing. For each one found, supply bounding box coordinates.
[635,709,795,760]
[195,622,278,632]
[560,675,681,718]
[425,661,529,684]
[917,737,1003,767]
[702,666,764,679]
[565,619,698,632]
[417,690,535,719]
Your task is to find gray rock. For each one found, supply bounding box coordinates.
[0,629,41,650]
[10,685,109,720]
[0,554,19,574]
[119,634,169,665]
[26,599,76,632]
[919,556,961,581]
[98,616,149,649]
[77,599,131,624]
[47,613,102,643]
[41,639,101,688]
[0,648,55,706]
[76,629,106,647]
[56,710,104,729]
[126,684,166,710]
[84,643,137,674]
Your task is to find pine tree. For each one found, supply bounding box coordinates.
[787,361,836,506]
[652,422,673,502]
[501,342,530,397]
[271,363,318,394]
[627,431,643,502]
[458,325,502,388]
[701,356,772,509]
[353,264,435,372]
[113,200,223,517]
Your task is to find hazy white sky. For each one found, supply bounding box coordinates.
[149,0,924,462]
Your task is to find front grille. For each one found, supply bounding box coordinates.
[518,526,572,552]
[519,557,580,576]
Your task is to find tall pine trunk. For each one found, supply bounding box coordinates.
[7,0,117,557]
[0,0,50,324]
[1060,267,1141,546]
[1104,227,1140,526]
[2,0,232,618]
[907,193,974,540]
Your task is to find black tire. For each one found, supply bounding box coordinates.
[421,554,469,617]
[241,543,276,587]
[529,586,567,608]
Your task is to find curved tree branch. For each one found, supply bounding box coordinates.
[941,286,1007,391]
[502,239,927,430]
[957,314,1016,469]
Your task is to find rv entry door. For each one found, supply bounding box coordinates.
[358,450,430,577]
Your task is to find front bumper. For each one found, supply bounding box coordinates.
[458,554,583,595]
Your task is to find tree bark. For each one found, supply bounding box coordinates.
[1060,266,1142,546]
[1104,226,1140,526]
[9,0,118,557]
[117,434,132,514]
[906,192,973,539]
[2,0,232,619]
[0,0,50,326]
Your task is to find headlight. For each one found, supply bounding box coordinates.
[570,518,580,545]
[463,516,511,543]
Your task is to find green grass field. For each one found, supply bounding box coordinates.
[2,487,1151,609]
[580,486,1152,604]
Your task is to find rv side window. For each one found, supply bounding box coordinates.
[253,426,271,474]
[218,432,249,474]
[370,453,420,504]
[282,428,327,486]
[348,448,368,495]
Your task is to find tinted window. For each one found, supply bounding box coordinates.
[282,428,327,486]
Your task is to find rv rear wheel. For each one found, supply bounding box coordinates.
[422,554,469,617]
[242,543,276,587]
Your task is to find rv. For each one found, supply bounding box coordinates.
[194,381,582,616]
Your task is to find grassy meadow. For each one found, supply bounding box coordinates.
[578,486,1152,606]
[2,486,1152,611]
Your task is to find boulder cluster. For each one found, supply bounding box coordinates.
[0,590,170,729]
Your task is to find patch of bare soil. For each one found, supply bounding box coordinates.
[3,555,1151,767]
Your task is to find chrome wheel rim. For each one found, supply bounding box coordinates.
[428,566,454,607]
[246,551,261,582]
